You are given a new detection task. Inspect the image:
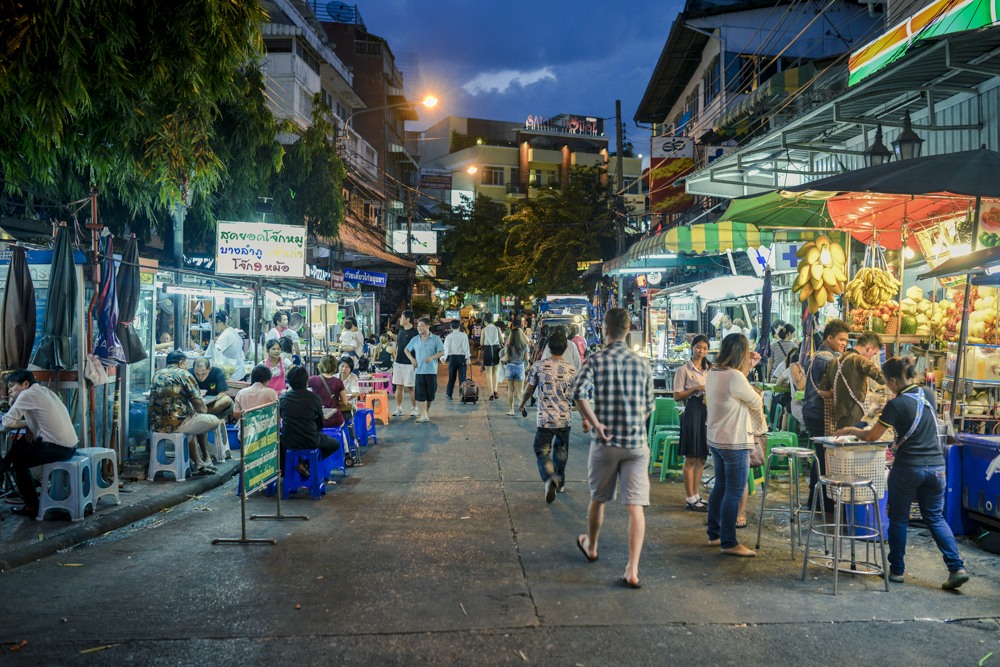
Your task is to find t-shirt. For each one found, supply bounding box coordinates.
[818,348,884,429]
[307,374,346,428]
[339,328,364,355]
[526,357,577,429]
[395,326,417,364]
[878,385,943,467]
[196,367,229,396]
[213,326,246,381]
[481,323,501,346]
[279,389,325,450]
[405,333,445,374]
[802,348,839,421]
[265,326,300,346]
[149,366,200,432]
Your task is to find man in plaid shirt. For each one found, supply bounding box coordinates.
[571,308,654,589]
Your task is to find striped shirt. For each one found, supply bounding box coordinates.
[571,341,654,449]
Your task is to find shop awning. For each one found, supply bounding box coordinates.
[718,191,833,230]
[604,221,771,274]
[649,275,765,307]
[712,64,816,135]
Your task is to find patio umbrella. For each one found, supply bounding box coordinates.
[30,223,78,370]
[755,268,773,361]
[114,234,147,363]
[93,233,125,365]
[0,245,36,371]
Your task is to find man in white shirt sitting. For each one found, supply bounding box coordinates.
[212,311,246,381]
[1,370,79,517]
[443,320,471,400]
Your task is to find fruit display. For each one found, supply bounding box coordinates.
[980,205,1000,247]
[844,267,901,309]
[849,303,899,333]
[899,286,952,339]
[792,235,847,314]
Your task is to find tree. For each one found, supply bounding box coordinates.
[502,166,616,296]
[438,195,510,293]
[0,0,267,213]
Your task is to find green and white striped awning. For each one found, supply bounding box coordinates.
[604,221,772,273]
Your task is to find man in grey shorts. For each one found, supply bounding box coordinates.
[571,307,654,589]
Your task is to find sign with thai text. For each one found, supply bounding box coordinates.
[420,170,453,190]
[670,297,699,321]
[343,267,387,287]
[215,221,306,278]
[331,270,344,291]
[240,402,279,496]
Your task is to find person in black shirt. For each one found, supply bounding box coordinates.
[392,309,419,417]
[192,357,233,419]
[835,356,968,590]
[279,366,341,477]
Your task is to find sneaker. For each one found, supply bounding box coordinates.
[409,407,420,417]
[942,570,970,590]
[556,483,566,494]
[295,461,310,478]
[445,395,452,400]
[888,572,905,583]
[415,416,430,423]
[545,478,557,504]
[686,498,709,512]
[392,407,404,417]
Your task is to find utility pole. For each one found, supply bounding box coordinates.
[405,187,415,307]
[615,99,626,255]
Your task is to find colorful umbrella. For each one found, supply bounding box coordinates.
[93,233,125,364]
[30,224,78,370]
[114,235,147,364]
[0,245,36,371]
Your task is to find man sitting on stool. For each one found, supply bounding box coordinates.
[1,369,79,517]
[279,365,341,478]
[192,357,234,420]
[149,350,220,476]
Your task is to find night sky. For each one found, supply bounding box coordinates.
[352,0,684,145]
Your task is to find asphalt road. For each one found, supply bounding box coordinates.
[2,364,998,665]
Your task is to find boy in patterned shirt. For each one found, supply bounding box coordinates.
[519,329,577,504]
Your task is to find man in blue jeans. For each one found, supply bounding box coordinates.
[519,330,577,503]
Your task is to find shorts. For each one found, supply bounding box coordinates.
[504,362,525,381]
[588,444,650,506]
[414,374,438,402]
[392,362,415,388]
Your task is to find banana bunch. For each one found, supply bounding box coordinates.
[844,267,901,309]
[792,235,847,314]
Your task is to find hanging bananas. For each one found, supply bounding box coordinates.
[844,267,901,309]
[791,235,847,314]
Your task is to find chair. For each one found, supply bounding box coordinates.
[226,425,240,457]
[206,421,229,463]
[282,449,327,499]
[801,475,889,595]
[148,432,192,482]
[354,408,378,447]
[647,397,679,445]
[365,390,391,426]
[37,454,94,522]
[83,447,120,508]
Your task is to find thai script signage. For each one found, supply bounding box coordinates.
[240,402,279,495]
[215,221,307,278]
[343,267,387,287]
[331,270,344,291]
[420,170,453,190]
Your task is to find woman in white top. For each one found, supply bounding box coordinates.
[480,313,502,400]
[673,335,711,511]
[337,357,360,396]
[705,333,765,557]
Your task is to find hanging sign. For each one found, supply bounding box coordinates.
[670,297,699,321]
[331,270,344,291]
[343,267,387,287]
[215,221,307,278]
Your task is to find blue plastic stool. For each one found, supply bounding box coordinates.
[354,408,378,447]
[282,449,326,499]
[321,428,349,479]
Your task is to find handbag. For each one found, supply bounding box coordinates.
[749,435,767,467]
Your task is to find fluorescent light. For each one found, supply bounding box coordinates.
[615,267,667,274]
[164,285,252,300]
[985,265,1000,275]
[646,253,677,259]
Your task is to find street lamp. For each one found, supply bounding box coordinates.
[864,124,893,167]
[892,110,924,160]
[340,95,438,136]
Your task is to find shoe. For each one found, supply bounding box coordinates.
[686,498,708,512]
[576,535,598,562]
[295,461,310,478]
[888,572,905,583]
[445,395,452,400]
[9,506,37,517]
[520,406,528,417]
[392,407,404,417]
[557,483,566,494]
[409,407,420,417]
[619,575,642,589]
[545,478,557,504]
[194,467,215,477]
[488,393,495,401]
[345,455,355,468]
[415,416,430,423]
[203,464,218,473]
[942,570,970,590]
[506,410,515,416]
[720,544,756,557]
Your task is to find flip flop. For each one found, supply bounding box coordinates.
[619,575,642,589]
[736,517,748,529]
[576,535,598,562]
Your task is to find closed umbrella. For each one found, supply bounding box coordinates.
[30,224,78,370]
[755,268,773,361]
[0,245,36,370]
[93,234,125,364]
[114,235,147,363]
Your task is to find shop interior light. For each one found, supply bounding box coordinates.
[903,247,916,260]
[985,264,1000,275]
[646,253,678,259]
[616,267,662,274]
[164,285,251,299]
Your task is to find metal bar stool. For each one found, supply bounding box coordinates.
[755,446,820,558]
[801,474,889,595]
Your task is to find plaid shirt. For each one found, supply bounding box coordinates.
[571,341,654,449]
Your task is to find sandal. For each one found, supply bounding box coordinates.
[736,517,748,529]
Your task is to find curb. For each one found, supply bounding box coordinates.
[0,468,237,572]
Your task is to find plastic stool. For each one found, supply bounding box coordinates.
[148,432,191,482]
[37,454,94,522]
[206,421,229,463]
[648,427,680,474]
[765,431,799,475]
[283,449,326,499]
[371,372,392,392]
[354,408,378,447]
[754,446,819,558]
[801,474,889,595]
[83,447,120,508]
[320,428,349,479]
[365,391,391,426]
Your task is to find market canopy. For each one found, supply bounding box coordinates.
[604,221,773,274]
[917,245,1000,280]
[718,191,833,230]
[650,275,765,307]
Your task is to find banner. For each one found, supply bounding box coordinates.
[215,221,307,278]
[241,402,279,496]
[420,170,453,190]
[344,267,387,287]
[670,296,699,321]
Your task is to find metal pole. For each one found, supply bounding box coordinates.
[894,227,907,349]
[615,99,626,255]
[950,196,983,421]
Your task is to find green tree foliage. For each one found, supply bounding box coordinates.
[438,195,510,293]
[0,0,267,212]
[503,166,616,297]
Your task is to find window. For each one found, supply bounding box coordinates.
[510,167,519,184]
[684,92,698,124]
[296,42,320,75]
[702,57,720,108]
[264,38,292,53]
[483,167,504,186]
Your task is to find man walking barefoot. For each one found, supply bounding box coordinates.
[571,308,654,589]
